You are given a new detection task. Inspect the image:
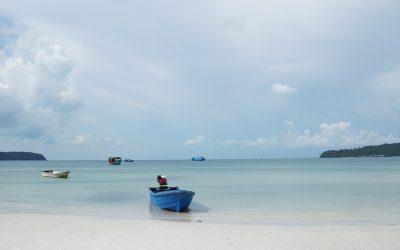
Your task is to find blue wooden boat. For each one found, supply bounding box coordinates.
[148,187,195,212]
[191,156,205,161]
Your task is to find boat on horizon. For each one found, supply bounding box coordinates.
[124,158,134,162]
[191,156,205,161]
[108,157,122,165]
[41,170,70,178]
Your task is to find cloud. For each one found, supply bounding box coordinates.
[289,121,400,147]
[244,137,277,147]
[271,83,298,96]
[373,67,400,109]
[222,138,236,146]
[185,135,205,145]
[284,120,295,129]
[0,82,10,89]
[222,137,278,147]
[95,136,124,147]
[0,17,83,140]
[376,67,400,93]
[223,121,400,148]
[69,133,91,145]
[288,129,329,147]
[1,1,399,160]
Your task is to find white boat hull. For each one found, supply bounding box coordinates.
[41,170,70,178]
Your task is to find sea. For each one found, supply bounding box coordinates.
[1,158,399,225]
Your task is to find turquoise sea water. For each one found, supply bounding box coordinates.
[0,158,399,225]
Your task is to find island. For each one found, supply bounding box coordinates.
[0,151,46,160]
[320,143,400,158]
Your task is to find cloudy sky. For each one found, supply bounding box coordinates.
[0,0,399,160]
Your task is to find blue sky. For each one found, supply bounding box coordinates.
[0,1,399,160]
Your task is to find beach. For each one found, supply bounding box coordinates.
[1,213,399,250]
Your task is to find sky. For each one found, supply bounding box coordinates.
[0,0,400,160]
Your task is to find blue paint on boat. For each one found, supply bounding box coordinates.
[149,187,195,212]
[191,156,205,161]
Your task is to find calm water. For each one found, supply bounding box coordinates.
[0,158,399,225]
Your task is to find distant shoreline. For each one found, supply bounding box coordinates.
[0,151,46,161]
[320,143,400,158]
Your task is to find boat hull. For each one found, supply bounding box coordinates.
[192,157,205,161]
[41,170,70,178]
[108,157,122,165]
[149,188,195,212]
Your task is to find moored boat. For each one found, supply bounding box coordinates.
[41,170,70,178]
[108,157,122,165]
[149,187,195,212]
[148,175,195,212]
[191,156,205,161]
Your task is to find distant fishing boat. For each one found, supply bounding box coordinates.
[149,175,195,212]
[124,158,134,162]
[192,156,205,161]
[108,157,122,165]
[41,170,70,178]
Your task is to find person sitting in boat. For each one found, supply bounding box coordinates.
[157,175,168,190]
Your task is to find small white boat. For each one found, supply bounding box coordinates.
[41,170,70,178]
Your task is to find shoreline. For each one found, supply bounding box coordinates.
[2,208,399,226]
[1,213,399,250]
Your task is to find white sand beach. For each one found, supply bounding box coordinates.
[1,214,399,250]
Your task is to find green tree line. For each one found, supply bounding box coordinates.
[320,143,400,158]
[0,151,46,160]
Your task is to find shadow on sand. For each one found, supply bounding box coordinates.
[148,201,210,222]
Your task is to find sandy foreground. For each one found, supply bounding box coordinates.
[1,214,399,250]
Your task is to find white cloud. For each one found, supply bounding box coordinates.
[0,19,83,140]
[244,137,277,147]
[70,133,91,145]
[289,129,329,147]
[289,121,400,147]
[223,121,400,148]
[271,83,298,96]
[372,67,400,109]
[222,137,277,147]
[319,121,351,141]
[376,67,400,93]
[94,136,123,147]
[222,138,236,146]
[73,113,98,124]
[0,82,10,89]
[185,135,205,145]
[284,120,295,129]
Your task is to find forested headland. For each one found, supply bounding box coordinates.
[0,151,46,160]
[320,143,400,158]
